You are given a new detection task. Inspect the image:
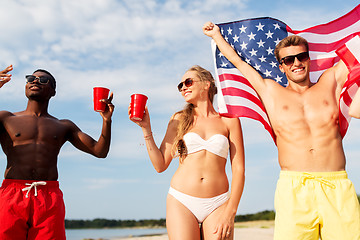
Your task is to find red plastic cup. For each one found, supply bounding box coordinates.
[130,94,148,121]
[93,87,110,112]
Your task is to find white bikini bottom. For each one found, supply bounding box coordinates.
[168,187,229,223]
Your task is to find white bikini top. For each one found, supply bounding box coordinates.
[183,132,229,159]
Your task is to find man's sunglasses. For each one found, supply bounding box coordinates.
[26,75,50,85]
[177,78,198,92]
[279,52,310,66]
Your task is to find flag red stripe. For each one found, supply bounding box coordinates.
[310,56,340,72]
[338,111,350,137]
[223,105,275,141]
[291,5,360,34]
[307,33,360,52]
[221,87,266,111]
[336,44,360,70]
[218,73,253,88]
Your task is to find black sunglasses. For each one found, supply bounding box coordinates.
[280,52,310,66]
[177,78,198,92]
[25,75,50,85]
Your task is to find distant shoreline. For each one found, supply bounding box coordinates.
[64,220,275,240]
[65,210,275,230]
[113,220,275,240]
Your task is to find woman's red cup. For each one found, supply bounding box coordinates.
[93,87,110,112]
[130,94,148,121]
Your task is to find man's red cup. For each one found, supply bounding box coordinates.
[130,94,148,121]
[93,87,110,112]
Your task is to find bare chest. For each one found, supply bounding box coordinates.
[191,116,228,137]
[268,90,339,133]
[2,115,68,146]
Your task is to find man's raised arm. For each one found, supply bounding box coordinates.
[202,22,269,96]
[67,93,114,158]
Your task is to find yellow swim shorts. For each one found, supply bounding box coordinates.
[274,171,360,240]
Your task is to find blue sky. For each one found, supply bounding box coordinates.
[0,0,359,220]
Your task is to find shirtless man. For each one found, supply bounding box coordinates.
[203,22,360,240]
[0,65,114,240]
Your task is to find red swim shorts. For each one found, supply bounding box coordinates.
[0,179,66,240]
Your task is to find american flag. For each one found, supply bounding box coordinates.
[337,35,360,137]
[212,4,360,142]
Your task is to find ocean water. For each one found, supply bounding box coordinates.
[66,228,167,240]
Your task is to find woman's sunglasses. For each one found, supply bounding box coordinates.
[279,52,310,66]
[25,75,50,85]
[177,78,198,92]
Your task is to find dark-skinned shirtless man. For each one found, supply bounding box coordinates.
[0,65,114,240]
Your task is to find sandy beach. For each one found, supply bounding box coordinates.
[116,220,274,240]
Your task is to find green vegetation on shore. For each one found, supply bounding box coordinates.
[65,210,275,229]
[65,218,166,229]
[235,210,275,222]
[65,195,360,229]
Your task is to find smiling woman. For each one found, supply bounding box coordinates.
[129,65,245,240]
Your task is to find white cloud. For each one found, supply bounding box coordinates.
[0,0,251,117]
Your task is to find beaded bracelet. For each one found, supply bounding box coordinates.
[144,132,153,140]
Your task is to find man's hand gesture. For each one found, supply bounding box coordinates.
[0,65,12,88]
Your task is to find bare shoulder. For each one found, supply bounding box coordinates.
[220,115,241,130]
[256,78,287,99]
[171,112,182,121]
[0,110,14,120]
[167,112,181,130]
[58,118,80,130]
[264,78,287,91]
[317,66,336,82]
[318,60,349,86]
[220,116,243,144]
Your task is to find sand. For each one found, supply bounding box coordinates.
[115,220,274,240]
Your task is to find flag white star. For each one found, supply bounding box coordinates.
[245,58,251,64]
[274,38,282,45]
[266,47,274,55]
[270,61,278,68]
[273,23,281,30]
[259,55,266,62]
[257,39,265,48]
[265,30,274,39]
[221,62,228,68]
[264,69,272,77]
[249,48,258,56]
[239,25,247,33]
[233,34,240,43]
[254,64,261,71]
[247,32,256,41]
[275,75,283,83]
[227,27,233,35]
[256,22,265,31]
[240,41,248,50]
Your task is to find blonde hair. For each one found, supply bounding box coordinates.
[171,65,217,161]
